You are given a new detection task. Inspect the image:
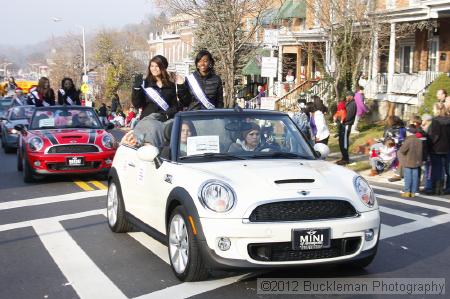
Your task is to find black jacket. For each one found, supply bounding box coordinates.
[344,99,357,125]
[57,88,81,105]
[430,116,450,155]
[27,88,56,107]
[177,71,224,110]
[132,78,178,120]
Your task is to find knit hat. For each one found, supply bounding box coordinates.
[241,122,260,140]
[421,113,432,122]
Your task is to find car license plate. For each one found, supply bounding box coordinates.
[66,157,85,166]
[292,228,331,250]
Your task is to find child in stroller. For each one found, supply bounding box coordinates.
[369,138,397,176]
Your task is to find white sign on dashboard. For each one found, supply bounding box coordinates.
[186,136,220,156]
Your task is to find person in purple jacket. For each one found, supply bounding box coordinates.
[352,86,368,134]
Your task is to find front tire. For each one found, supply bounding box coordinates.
[17,148,23,171]
[168,206,208,281]
[107,179,132,233]
[23,156,36,183]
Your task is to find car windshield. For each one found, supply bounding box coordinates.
[176,113,316,162]
[9,106,35,120]
[29,107,102,130]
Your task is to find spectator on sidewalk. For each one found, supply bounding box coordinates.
[305,101,330,145]
[98,103,107,125]
[427,102,450,195]
[111,93,122,113]
[333,99,347,138]
[352,86,369,134]
[398,125,423,198]
[436,89,447,104]
[336,91,356,165]
[256,86,265,109]
[292,98,312,144]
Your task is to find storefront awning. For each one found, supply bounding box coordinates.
[242,49,271,76]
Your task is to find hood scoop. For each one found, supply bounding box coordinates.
[275,179,315,184]
[62,135,83,139]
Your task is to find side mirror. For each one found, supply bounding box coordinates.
[314,143,330,160]
[14,124,25,132]
[137,145,159,162]
[105,123,115,130]
[0,117,6,121]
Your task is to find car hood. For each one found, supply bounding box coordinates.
[31,128,103,144]
[174,159,374,217]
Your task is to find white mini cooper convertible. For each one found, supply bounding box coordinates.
[107,109,380,281]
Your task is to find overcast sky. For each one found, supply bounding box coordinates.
[2,0,157,46]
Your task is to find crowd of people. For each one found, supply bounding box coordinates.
[367,90,450,197]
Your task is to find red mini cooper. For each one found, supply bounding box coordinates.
[15,106,117,182]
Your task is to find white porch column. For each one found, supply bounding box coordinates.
[277,45,284,96]
[269,47,275,97]
[387,23,396,100]
[371,30,379,80]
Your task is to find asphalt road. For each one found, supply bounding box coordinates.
[1,131,449,299]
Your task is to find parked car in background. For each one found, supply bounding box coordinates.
[15,106,117,182]
[0,105,35,153]
[107,109,380,281]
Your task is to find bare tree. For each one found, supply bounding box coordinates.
[155,0,282,107]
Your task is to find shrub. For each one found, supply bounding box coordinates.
[420,74,450,114]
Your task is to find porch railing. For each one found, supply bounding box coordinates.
[365,71,441,98]
[275,80,318,111]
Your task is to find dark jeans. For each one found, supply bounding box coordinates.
[430,153,446,187]
[339,124,352,161]
[424,159,432,192]
[445,153,450,192]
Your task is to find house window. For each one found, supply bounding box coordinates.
[399,45,413,73]
[428,38,439,72]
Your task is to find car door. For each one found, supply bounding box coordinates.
[128,156,164,231]
[114,145,139,213]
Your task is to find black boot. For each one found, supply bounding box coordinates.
[434,180,444,196]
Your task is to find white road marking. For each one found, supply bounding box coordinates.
[373,185,450,204]
[380,213,450,240]
[0,190,107,211]
[134,274,248,299]
[376,194,450,214]
[379,206,430,221]
[0,209,104,232]
[128,232,170,264]
[33,220,127,299]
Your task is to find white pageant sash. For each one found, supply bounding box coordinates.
[185,74,215,109]
[59,89,73,105]
[142,84,169,111]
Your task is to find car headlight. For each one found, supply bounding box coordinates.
[102,134,115,149]
[28,136,43,151]
[198,180,236,213]
[354,176,376,207]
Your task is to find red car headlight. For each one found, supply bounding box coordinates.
[102,134,116,149]
[28,136,44,151]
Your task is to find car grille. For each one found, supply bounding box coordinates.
[47,145,99,154]
[248,237,361,262]
[46,161,101,171]
[248,200,358,222]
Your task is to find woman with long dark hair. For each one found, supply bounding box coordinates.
[132,55,177,120]
[27,77,56,107]
[176,49,224,110]
[57,77,81,105]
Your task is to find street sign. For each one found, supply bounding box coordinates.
[261,57,278,78]
[82,75,89,83]
[80,83,89,94]
[260,97,277,110]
